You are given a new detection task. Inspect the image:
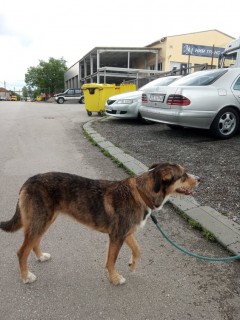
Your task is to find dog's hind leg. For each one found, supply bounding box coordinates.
[17,233,40,283]
[17,210,53,283]
[33,237,51,262]
[106,236,125,285]
[32,211,58,262]
[125,234,141,272]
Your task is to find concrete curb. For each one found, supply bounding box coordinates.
[83,119,240,256]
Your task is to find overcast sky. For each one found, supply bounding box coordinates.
[1,0,239,91]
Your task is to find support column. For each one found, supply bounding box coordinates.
[155,51,159,70]
[97,50,100,83]
[84,59,87,78]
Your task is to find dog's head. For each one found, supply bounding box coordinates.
[137,162,200,210]
[149,162,200,194]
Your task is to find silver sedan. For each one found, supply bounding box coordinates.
[105,76,181,122]
[140,68,240,139]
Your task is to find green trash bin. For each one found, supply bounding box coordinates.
[81,83,116,116]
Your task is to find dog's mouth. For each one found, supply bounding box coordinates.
[176,187,193,195]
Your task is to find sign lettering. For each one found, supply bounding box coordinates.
[182,43,225,58]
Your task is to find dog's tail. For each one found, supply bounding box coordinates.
[0,202,22,232]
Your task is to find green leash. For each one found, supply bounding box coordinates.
[150,213,240,261]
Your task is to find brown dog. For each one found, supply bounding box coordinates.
[0,163,199,285]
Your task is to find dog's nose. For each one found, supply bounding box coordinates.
[196,176,200,182]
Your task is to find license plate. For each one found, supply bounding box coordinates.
[149,94,165,102]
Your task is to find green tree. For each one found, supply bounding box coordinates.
[25,57,68,95]
[22,86,29,98]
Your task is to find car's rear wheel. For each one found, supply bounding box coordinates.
[210,107,239,139]
[57,97,64,104]
[87,111,92,116]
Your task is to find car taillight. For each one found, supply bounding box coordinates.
[166,94,190,106]
[142,93,148,103]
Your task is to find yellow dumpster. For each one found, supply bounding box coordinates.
[114,83,136,94]
[81,83,116,116]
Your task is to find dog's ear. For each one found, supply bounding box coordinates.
[149,164,162,192]
[161,167,175,182]
[153,177,161,193]
[153,167,175,192]
[150,163,177,192]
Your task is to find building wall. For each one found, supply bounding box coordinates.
[147,30,235,72]
[64,62,79,88]
[0,87,11,100]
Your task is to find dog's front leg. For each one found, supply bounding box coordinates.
[106,236,125,285]
[125,234,141,272]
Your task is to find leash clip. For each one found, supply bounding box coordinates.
[150,213,158,225]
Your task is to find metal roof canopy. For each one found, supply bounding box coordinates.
[78,47,160,84]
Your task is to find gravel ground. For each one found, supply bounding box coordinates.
[92,117,240,223]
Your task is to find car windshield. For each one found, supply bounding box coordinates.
[139,76,180,91]
[169,69,228,86]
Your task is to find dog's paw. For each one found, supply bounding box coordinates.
[118,275,126,285]
[38,252,51,262]
[110,273,126,285]
[22,271,37,284]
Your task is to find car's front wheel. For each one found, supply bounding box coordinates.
[210,107,239,139]
[167,124,183,130]
[57,97,65,104]
[137,113,154,124]
[79,96,84,104]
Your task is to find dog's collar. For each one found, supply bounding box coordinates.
[137,187,155,210]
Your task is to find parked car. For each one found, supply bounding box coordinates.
[54,88,84,104]
[105,76,182,121]
[0,96,7,101]
[140,68,240,139]
[11,95,17,101]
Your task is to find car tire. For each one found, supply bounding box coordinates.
[210,107,239,139]
[167,124,183,130]
[57,97,65,104]
[137,113,154,125]
[87,111,92,116]
[79,97,84,104]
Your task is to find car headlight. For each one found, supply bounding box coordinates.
[116,99,135,104]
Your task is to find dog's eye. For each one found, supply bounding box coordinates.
[181,173,188,181]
